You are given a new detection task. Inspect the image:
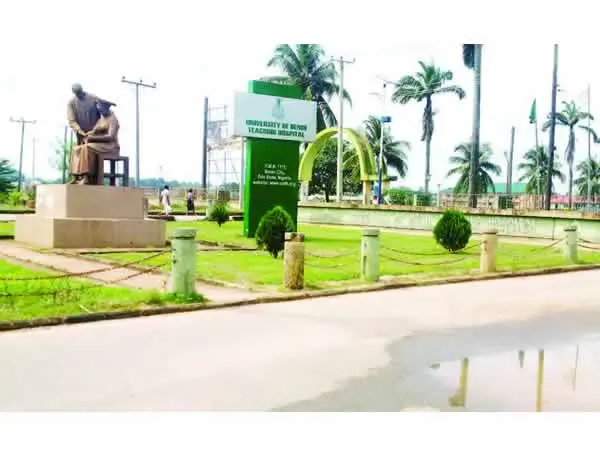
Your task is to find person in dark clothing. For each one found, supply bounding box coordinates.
[186,188,196,215]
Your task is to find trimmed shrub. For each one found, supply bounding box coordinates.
[256,206,295,258]
[208,202,229,227]
[433,209,472,252]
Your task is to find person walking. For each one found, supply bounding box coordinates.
[186,188,196,215]
[160,185,171,215]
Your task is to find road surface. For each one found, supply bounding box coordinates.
[2,269,600,411]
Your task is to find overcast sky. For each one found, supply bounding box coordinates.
[0,1,596,192]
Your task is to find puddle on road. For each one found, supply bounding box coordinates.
[406,341,600,412]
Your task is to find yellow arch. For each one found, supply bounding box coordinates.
[298,127,378,183]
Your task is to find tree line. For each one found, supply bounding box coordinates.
[264,44,600,202]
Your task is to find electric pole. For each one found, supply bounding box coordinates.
[31,136,36,184]
[121,77,157,187]
[586,83,592,209]
[507,127,515,196]
[545,45,559,210]
[9,117,36,191]
[331,56,355,203]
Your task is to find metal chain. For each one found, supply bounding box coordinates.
[380,252,471,266]
[0,261,170,298]
[381,241,482,257]
[2,250,170,282]
[305,250,357,259]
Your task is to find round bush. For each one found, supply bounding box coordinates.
[208,202,229,227]
[433,209,472,252]
[255,206,295,258]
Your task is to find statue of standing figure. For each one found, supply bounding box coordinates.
[66,84,120,185]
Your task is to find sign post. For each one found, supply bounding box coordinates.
[234,81,317,237]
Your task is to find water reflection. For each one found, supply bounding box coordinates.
[436,345,587,412]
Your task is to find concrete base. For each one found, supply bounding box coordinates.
[15,215,166,249]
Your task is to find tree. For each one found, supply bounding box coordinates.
[446,142,501,194]
[308,138,358,201]
[541,100,597,208]
[517,145,565,195]
[361,116,409,178]
[462,44,483,208]
[263,44,351,132]
[0,159,17,194]
[575,157,600,197]
[392,61,466,194]
[49,138,74,183]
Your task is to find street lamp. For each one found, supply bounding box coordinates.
[369,85,392,205]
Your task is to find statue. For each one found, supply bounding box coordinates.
[69,100,120,185]
[66,84,118,184]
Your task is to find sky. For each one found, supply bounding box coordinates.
[0,1,597,193]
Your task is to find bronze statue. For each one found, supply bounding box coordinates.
[69,100,120,185]
[66,84,118,184]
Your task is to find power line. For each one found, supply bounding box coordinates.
[9,117,36,191]
[121,77,157,187]
[331,56,355,203]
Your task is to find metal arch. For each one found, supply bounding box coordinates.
[298,127,378,183]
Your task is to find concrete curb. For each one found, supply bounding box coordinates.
[2,262,600,333]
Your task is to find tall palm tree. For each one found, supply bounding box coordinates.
[517,145,565,196]
[446,142,501,194]
[541,100,596,208]
[361,116,409,178]
[263,44,351,132]
[575,157,600,197]
[391,61,466,194]
[462,44,483,208]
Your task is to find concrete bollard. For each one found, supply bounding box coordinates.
[564,226,578,263]
[170,228,198,296]
[283,232,305,290]
[480,229,498,273]
[361,229,380,282]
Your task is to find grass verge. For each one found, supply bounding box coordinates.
[88,221,600,290]
[0,259,204,321]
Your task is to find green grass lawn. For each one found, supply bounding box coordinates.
[0,222,14,236]
[0,259,186,321]
[89,221,600,290]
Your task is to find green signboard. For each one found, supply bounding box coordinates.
[242,81,306,238]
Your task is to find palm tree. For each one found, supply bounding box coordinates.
[361,116,409,178]
[541,100,596,208]
[391,61,466,194]
[263,44,351,132]
[517,145,565,196]
[575,157,600,198]
[462,44,483,208]
[446,142,501,194]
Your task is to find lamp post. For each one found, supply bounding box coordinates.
[369,85,392,205]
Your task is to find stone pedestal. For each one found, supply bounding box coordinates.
[15,185,166,248]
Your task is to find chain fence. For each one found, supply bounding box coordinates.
[0,250,172,310]
[303,249,357,272]
[502,238,564,262]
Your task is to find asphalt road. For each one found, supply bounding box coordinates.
[2,269,600,411]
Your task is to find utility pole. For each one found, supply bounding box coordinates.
[31,136,36,184]
[507,127,515,196]
[331,56,355,203]
[121,76,157,187]
[201,96,209,198]
[545,45,559,210]
[586,84,592,208]
[9,117,36,191]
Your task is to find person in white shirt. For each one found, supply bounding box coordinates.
[160,185,171,215]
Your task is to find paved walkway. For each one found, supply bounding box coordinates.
[0,242,263,303]
[1,268,600,410]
